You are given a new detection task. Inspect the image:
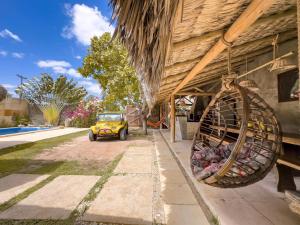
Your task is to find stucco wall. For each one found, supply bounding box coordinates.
[178,116,198,140]
[28,104,44,125]
[237,38,299,134]
[0,98,29,126]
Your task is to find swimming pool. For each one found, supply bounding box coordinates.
[0,127,50,136]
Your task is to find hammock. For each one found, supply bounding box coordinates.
[147,114,167,128]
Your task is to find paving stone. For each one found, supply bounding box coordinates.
[83,175,153,225]
[156,152,173,160]
[154,136,173,159]
[158,158,180,171]
[197,183,240,201]
[0,175,99,220]
[114,155,152,174]
[161,183,197,205]
[164,204,210,225]
[0,174,50,204]
[160,170,186,184]
[126,146,152,155]
[208,198,273,225]
[235,183,280,202]
[252,200,300,225]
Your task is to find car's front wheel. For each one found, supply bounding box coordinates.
[89,130,97,141]
[119,128,127,141]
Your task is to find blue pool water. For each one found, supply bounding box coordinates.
[0,127,50,136]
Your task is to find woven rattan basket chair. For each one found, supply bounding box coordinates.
[190,82,282,188]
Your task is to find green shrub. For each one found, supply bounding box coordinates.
[12,114,31,126]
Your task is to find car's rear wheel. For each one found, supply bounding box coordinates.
[119,128,127,141]
[89,130,97,141]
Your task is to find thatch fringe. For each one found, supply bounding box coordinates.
[110,0,179,108]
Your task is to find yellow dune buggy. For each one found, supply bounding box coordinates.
[89,112,128,141]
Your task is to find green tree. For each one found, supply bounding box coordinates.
[16,74,87,125]
[0,85,7,101]
[78,32,140,111]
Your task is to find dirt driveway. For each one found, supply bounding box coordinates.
[34,130,150,167]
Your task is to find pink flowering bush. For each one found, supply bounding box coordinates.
[63,97,103,128]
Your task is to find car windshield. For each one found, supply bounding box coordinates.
[97,114,122,122]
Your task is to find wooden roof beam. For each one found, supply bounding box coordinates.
[194,87,204,92]
[171,0,275,95]
[176,92,215,96]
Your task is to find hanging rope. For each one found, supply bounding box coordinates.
[272,34,279,60]
[221,33,235,89]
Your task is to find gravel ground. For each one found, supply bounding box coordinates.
[34,133,148,165]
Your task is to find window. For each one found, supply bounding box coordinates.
[97,114,122,121]
[277,68,299,102]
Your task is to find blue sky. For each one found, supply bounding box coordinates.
[0,0,114,97]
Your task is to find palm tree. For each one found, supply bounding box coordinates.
[16,74,87,125]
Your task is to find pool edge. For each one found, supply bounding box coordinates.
[0,127,61,138]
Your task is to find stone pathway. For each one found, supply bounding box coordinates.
[154,131,210,225]
[83,132,209,225]
[83,175,153,225]
[0,131,211,224]
[0,174,49,204]
[114,154,152,174]
[84,144,154,225]
[0,175,99,220]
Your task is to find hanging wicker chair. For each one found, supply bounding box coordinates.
[190,81,282,188]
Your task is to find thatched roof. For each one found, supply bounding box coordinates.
[111,0,297,108]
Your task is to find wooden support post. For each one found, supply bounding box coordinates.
[141,101,147,135]
[160,103,163,129]
[170,95,175,143]
[297,0,300,106]
[142,114,147,135]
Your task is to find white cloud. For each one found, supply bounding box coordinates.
[0,29,22,42]
[65,68,81,78]
[36,60,81,78]
[0,50,7,56]
[62,4,114,45]
[11,52,24,59]
[1,83,16,89]
[75,55,81,59]
[1,83,17,96]
[37,60,71,68]
[78,80,102,95]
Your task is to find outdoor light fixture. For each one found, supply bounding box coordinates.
[268,34,296,73]
[268,57,297,73]
[239,79,260,92]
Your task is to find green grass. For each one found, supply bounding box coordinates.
[0,130,88,177]
[211,215,220,225]
[27,160,103,176]
[28,157,120,177]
